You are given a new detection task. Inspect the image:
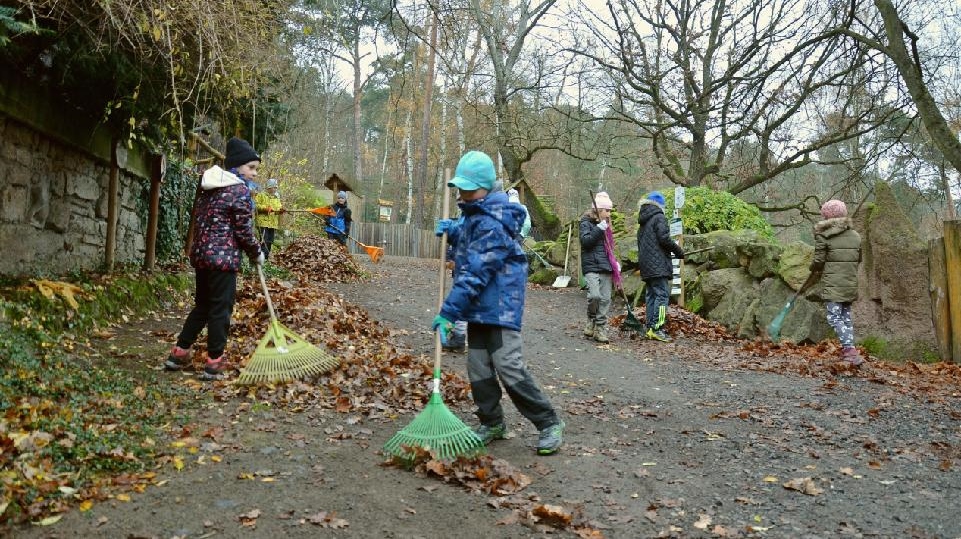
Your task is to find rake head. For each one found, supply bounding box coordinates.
[766,297,796,343]
[362,244,384,263]
[235,320,340,385]
[623,311,644,332]
[383,392,486,461]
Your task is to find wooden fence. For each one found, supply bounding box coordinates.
[347,222,442,259]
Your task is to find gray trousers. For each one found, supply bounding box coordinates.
[466,324,559,431]
[585,272,613,327]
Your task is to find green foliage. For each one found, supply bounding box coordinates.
[0,271,196,523]
[137,158,197,263]
[665,187,775,239]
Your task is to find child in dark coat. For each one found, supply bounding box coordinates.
[432,150,564,455]
[809,199,863,365]
[636,191,684,342]
[166,137,263,380]
[579,192,615,343]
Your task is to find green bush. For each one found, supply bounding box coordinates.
[665,187,774,239]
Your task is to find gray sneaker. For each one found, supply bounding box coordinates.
[536,421,565,455]
[474,423,507,445]
[583,322,595,337]
[593,326,609,343]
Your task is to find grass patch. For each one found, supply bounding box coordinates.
[0,270,198,524]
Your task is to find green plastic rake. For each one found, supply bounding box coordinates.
[235,265,340,385]
[767,271,820,343]
[383,182,485,461]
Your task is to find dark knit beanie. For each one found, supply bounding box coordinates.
[224,137,260,170]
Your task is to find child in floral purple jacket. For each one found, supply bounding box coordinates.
[165,137,263,380]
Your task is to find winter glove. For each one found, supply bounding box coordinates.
[432,314,454,346]
[596,220,609,231]
[435,219,454,237]
[675,249,685,260]
[253,250,266,266]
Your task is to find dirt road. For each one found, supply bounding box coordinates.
[15,255,961,538]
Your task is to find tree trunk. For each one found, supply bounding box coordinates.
[433,81,449,222]
[414,14,438,228]
[403,108,414,224]
[353,39,363,190]
[875,0,961,174]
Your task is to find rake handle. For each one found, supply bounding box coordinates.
[435,180,451,380]
[256,263,278,323]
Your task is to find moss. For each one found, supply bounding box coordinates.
[529,267,558,285]
[858,334,940,363]
[1,272,193,337]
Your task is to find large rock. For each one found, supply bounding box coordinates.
[699,268,760,336]
[853,182,935,355]
[778,242,814,291]
[754,278,832,343]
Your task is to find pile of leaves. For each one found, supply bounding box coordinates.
[164,272,472,417]
[273,234,363,283]
[613,304,961,403]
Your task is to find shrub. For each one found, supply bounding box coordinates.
[665,187,775,239]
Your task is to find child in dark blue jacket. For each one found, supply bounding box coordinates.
[432,151,564,455]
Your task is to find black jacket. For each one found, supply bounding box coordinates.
[636,200,684,280]
[579,210,612,274]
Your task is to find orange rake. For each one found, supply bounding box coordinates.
[288,207,337,217]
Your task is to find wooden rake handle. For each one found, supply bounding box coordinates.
[256,263,279,323]
[434,180,451,378]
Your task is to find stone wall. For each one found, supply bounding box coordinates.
[0,115,147,276]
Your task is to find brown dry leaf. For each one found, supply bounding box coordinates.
[238,508,261,527]
[531,504,573,529]
[783,477,823,496]
[693,514,712,529]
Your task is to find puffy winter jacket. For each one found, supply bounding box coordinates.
[809,217,861,302]
[636,200,684,280]
[440,192,528,331]
[579,210,612,274]
[254,191,282,229]
[189,166,261,271]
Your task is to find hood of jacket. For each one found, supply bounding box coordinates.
[814,217,852,237]
[637,199,664,226]
[201,165,245,190]
[459,191,525,237]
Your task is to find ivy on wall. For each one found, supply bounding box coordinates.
[137,158,197,263]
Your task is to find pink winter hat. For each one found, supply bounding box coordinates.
[594,191,614,210]
[820,199,847,219]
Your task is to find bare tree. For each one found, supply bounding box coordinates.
[569,0,898,194]
[838,0,961,175]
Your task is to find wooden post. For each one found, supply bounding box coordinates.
[144,154,163,271]
[105,140,120,271]
[929,238,952,361]
[944,220,961,363]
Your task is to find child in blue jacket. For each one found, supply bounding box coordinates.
[432,151,564,455]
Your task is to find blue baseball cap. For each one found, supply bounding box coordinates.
[448,151,495,191]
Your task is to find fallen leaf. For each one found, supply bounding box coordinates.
[783,477,823,496]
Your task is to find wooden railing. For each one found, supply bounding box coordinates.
[347,222,442,259]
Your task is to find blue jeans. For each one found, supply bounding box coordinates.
[644,277,670,330]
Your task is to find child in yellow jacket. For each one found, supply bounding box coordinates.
[254,178,284,259]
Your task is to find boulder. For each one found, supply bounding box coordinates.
[777,242,814,291]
